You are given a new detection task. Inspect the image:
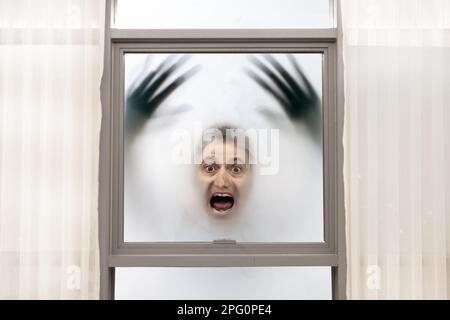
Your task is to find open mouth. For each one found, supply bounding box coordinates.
[210,193,234,214]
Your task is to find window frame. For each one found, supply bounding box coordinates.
[99,0,346,300]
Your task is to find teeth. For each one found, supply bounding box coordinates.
[214,193,232,198]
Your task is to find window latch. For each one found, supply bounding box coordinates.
[212,239,237,245]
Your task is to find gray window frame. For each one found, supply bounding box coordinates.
[99,0,346,300]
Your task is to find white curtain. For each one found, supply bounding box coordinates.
[341,0,450,299]
[0,0,105,299]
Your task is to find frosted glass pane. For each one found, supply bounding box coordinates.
[115,267,331,299]
[124,53,323,242]
[115,0,334,29]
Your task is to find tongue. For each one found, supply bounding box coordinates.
[211,197,233,211]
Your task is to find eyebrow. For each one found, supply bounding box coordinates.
[202,156,246,165]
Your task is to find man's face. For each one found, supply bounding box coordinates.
[198,139,250,217]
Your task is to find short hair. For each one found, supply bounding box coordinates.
[201,126,252,164]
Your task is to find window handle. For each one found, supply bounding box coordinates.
[212,239,237,245]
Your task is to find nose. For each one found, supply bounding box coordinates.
[213,167,231,188]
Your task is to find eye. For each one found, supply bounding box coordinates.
[205,165,216,173]
[230,166,241,174]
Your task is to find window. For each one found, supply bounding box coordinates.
[114,0,335,29]
[124,52,324,243]
[99,0,346,300]
[115,267,332,299]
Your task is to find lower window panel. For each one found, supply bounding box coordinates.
[114,267,331,300]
